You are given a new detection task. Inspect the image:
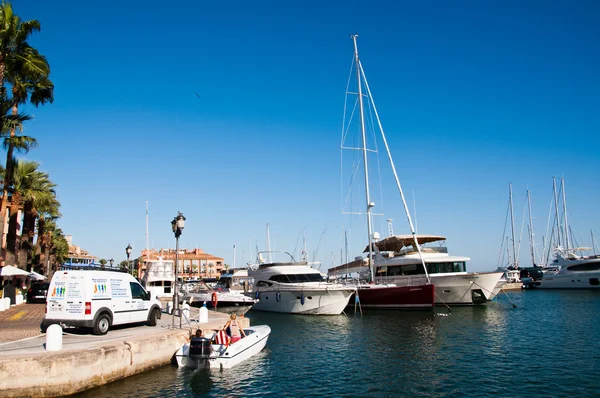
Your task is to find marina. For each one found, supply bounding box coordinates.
[0,1,599,397]
[70,290,600,397]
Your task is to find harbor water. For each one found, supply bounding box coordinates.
[74,290,600,397]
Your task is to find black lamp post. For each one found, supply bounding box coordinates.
[125,244,132,275]
[171,211,186,328]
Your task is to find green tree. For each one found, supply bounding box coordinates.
[0,2,52,261]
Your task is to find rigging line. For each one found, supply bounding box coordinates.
[292,226,308,261]
[497,199,511,269]
[365,91,387,237]
[358,60,430,284]
[516,194,528,265]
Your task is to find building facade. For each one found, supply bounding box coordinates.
[137,248,225,280]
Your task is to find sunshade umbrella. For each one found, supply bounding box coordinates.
[0,265,31,277]
[29,270,47,280]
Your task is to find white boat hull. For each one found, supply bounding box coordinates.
[384,272,503,305]
[175,325,271,370]
[540,271,600,289]
[250,288,353,315]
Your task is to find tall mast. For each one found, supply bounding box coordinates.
[552,177,562,248]
[233,244,236,269]
[357,39,430,283]
[509,183,518,267]
[561,178,570,250]
[266,223,272,263]
[145,200,150,260]
[592,230,597,256]
[351,34,375,283]
[527,189,536,266]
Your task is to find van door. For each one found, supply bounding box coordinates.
[108,276,132,325]
[129,282,150,322]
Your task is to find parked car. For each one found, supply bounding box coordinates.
[27,282,50,303]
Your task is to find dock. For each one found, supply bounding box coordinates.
[0,305,243,397]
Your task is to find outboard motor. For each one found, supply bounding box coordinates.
[189,337,213,369]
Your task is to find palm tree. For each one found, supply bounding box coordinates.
[0,2,45,92]
[39,218,67,279]
[0,2,52,260]
[10,160,58,269]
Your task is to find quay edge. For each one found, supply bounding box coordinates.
[0,312,242,397]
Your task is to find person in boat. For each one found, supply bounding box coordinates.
[188,328,203,341]
[222,313,246,343]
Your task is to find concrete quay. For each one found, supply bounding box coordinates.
[0,306,236,397]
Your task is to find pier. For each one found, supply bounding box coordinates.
[0,304,240,397]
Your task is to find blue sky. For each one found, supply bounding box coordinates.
[14,0,600,271]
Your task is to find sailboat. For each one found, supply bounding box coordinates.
[540,177,600,289]
[327,35,435,310]
[493,183,525,292]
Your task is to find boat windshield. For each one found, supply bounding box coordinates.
[376,262,466,276]
[269,274,325,283]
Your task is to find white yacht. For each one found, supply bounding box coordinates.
[540,247,600,289]
[334,235,503,305]
[141,258,175,299]
[248,251,354,315]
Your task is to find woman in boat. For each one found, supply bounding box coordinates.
[222,313,246,343]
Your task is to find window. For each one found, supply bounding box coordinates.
[269,274,324,283]
[130,282,147,299]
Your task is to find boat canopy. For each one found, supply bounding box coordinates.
[363,234,446,253]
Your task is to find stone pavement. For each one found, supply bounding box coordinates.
[0,303,45,343]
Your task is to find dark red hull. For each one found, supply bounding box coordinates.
[348,283,435,310]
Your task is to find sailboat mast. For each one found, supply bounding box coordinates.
[552,176,562,248]
[352,34,375,283]
[509,183,518,267]
[561,178,570,250]
[592,230,597,256]
[145,200,150,261]
[527,189,536,266]
[356,38,430,283]
[266,223,272,263]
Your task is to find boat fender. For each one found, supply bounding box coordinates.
[255,291,260,300]
[211,292,218,308]
[276,291,281,302]
[300,294,305,305]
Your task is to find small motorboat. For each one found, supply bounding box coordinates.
[175,325,271,370]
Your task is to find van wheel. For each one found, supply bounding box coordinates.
[148,308,159,326]
[93,313,111,335]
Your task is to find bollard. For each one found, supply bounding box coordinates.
[182,303,190,320]
[165,302,172,314]
[46,324,63,351]
[0,298,5,311]
[16,294,22,305]
[4,297,10,308]
[199,302,208,323]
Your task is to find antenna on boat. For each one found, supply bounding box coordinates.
[233,243,236,269]
[266,223,272,263]
[387,219,394,237]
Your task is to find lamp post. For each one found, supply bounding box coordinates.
[109,258,114,269]
[125,244,132,275]
[171,211,186,328]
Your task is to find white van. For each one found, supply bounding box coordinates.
[43,270,163,335]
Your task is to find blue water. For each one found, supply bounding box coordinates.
[75,290,600,397]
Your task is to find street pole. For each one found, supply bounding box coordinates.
[170,212,185,329]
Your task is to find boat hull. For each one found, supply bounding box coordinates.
[540,271,600,289]
[249,288,353,315]
[384,272,503,305]
[176,325,271,370]
[349,283,434,310]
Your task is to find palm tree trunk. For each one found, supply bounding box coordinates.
[20,201,36,271]
[0,102,18,260]
[5,193,20,266]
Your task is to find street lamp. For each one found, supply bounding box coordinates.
[109,258,114,269]
[125,244,132,275]
[171,211,186,328]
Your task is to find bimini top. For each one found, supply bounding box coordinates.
[363,234,446,253]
